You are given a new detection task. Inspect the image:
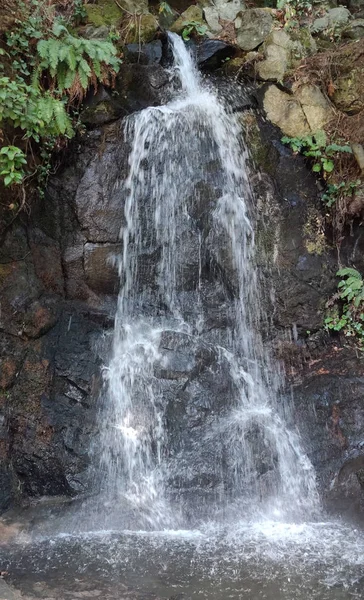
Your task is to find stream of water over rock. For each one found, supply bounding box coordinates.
[96,32,319,530]
[1,33,364,600]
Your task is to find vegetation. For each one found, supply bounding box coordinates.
[181,20,208,41]
[281,131,353,175]
[325,268,364,345]
[0,0,121,214]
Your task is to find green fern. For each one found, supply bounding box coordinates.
[36,25,120,98]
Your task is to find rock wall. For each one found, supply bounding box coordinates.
[1,35,364,516]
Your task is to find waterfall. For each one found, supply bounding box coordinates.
[97,33,320,530]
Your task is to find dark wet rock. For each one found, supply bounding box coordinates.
[84,242,121,295]
[81,86,124,126]
[292,346,364,520]
[124,40,163,65]
[197,39,236,70]
[1,57,364,517]
[114,63,169,114]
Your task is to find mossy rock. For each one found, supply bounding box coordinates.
[170,5,205,34]
[239,112,278,176]
[124,13,159,43]
[85,0,123,27]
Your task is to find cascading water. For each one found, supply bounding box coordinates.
[97,33,319,530]
[4,32,364,600]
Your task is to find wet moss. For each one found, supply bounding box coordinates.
[85,0,123,27]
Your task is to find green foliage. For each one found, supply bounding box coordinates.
[325,267,364,345]
[0,0,121,197]
[322,180,361,208]
[281,130,353,174]
[36,22,120,98]
[0,76,73,140]
[181,20,208,41]
[159,1,173,15]
[0,147,27,187]
[277,0,313,30]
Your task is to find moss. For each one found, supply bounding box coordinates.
[240,113,278,176]
[0,263,12,283]
[303,208,327,255]
[124,13,159,43]
[85,0,123,27]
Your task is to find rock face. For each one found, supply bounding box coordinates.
[0,50,363,517]
[262,83,333,137]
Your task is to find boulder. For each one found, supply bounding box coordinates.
[84,0,123,27]
[294,83,334,131]
[257,30,291,81]
[85,0,148,26]
[124,13,159,44]
[170,5,205,35]
[203,0,245,34]
[263,85,310,137]
[124,40,163,64]
[234,8,273,51]
[197,39,236,70]
[332,70,364,114]
[311,6,351,37]
[343,18,364,39]
[262,83,333,137]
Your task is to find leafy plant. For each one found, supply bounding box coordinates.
[36,21,120,102]
[325,267,364,344]
[282,130,353,174]
[0,147,27,186]
[159,1,173,15]
[0,0,121,198]
[322,180,361,208]
[0,76,73,140]
[181,21,208,41]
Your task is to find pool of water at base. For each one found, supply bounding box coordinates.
[1,518,364,600]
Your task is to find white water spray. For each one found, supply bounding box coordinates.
[98,33,320,529]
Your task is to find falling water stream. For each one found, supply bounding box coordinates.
[1,34,364,600]
[97,32,319,529]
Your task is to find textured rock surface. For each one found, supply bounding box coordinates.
[257,30,292,81]
[263,83,333,137]
[234,9,273,51]
[0,56,362,515]
[203,0,245,34]
[171,5,205,34]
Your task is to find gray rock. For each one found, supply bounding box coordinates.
[343,18,364,39]
[235,8,273,51]
[311,15,330,33]
[327,6,351,26]
[203,0,245,33]
[257,30,291,81]
[263,85,310,137]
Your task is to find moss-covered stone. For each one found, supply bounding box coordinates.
[170,5,205,34]
[124,13,159,43]
[303,208,327,255]
[332,70,364,115]
[239,112,278,176]
[85,0,123,27]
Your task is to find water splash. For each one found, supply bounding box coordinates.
[97,33,320,529]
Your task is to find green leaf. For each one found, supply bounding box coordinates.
[337,267,362,279]
[322,159,334,173]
